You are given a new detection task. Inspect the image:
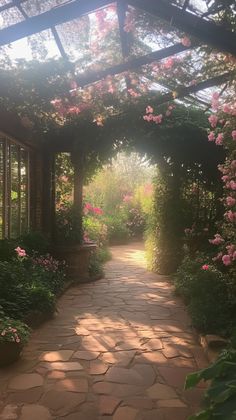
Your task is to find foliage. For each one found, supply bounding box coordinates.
[19,231,50,255]
[88,247,111,278]
[0,250,66,322]
[185,343,236,420]
[105,214,130,245]
[0,315,30,345]
[175,255,236,336]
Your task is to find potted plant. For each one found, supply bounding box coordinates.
[0,313,31,367]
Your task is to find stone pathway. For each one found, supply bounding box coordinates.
[0,243,208,420]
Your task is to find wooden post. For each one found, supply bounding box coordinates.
[71,153,84,244]
[42,150,54,238]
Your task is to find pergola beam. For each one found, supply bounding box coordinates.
[0,0,113,46]
[76,42,191,87]
[127,0,236,56]
[149,72,234,107]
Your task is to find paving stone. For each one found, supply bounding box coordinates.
[47,371,66,379]
[0,404,19,420]
[144,339,163,351]
[105,367,144,385]
[41,390,85,415]
[98,396,121,415]
[7,388,43,404]
[158,367,193,389]
[100,350,136,367]
[89,360,109,375]
[147,383,178,399]
[19,404,51,420]
[158,399,187,407]
[9,374,43,390]
[40,350,74,362]
[54,378,88,392]
[113,407,139,420]
[44,362,83,371]
[73,351,100,360]
[124,397,154,409]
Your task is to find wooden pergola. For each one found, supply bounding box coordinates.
[0,0,235,241]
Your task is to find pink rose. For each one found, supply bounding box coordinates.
[202,264,209,270]
[15,247,27,257]
[146,106,153,114]
[215,133,223,145]
[208,132,215,142]
[222,255,232,266]
[226,196,236,207]
[232,130,236,141]
[208,115,218,128]
[181,36,191,47]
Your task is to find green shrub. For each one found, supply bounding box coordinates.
[0,239,18,261]
[105,215,129,244]
[0,316,31,345]
[185,344,236,419]
[88,246,111,278]
[174,256,236,336]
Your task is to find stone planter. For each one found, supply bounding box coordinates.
[0,342,23,367]
[53,242,97,282]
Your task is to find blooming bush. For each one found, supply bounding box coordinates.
[175,255,236,336]
[0,316,30,345]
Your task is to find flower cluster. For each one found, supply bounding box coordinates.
[143,104,174,124]
[0,318,30,345]
[15,247,27,257]
[84,203,103,215]
[32,254,61,272]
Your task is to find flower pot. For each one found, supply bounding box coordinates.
[0,342,23,367]
[53,243,97,282]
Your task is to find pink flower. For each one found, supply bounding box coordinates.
[223,104,231,113]
[146,106,153,114]
[226,196,236,207]
[202,264,209,270]
[15,247,27,257]
[232,130,236,141]
[208,132,215,142]
[208,115,218,128]
[93,207,103,215]
[1,330,6,336]
[212,92,220,101]
[181,36,191,47]
[143,114,153,122]
[215,133,223,145]
[209,234,224,245]
[224,210,236,222]
[164,57,174,69]
[222,254,232,266]
[153,114,163,124]
[229,180,236,191]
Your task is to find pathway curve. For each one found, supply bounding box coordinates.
[0,243,208,420]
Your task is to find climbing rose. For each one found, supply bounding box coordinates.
[215,133,223,145]
[223,104,231,113]
[146,106,153,114]
[153,114,163,124]
[208,132,215,142]
[222,255,232,266]
[232,130,236,140]
[208,115,218,128]
[209,234,224,245]
[226,196,236,207]
[229,180,236,191]
[181,36,191,47]
[225,210,236,222]
[164,57,174,69]
[202,264,209,270]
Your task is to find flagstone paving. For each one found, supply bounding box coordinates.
[0,243,208,420]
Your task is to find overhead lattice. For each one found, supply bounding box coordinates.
[0,0,235,110]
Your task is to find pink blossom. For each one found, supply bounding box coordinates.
[232,130,236,141]
[181,36,191,47]
[143,114,153,122]
[1,330,6,336]
[164,57,174,69]
[224,210,236,222]
[233,251,236,261]
[222,175,229,182]
[222,254,232,266]
[226,244,235,256]
[223,104,231,113]
[93,207,103,215]
[229,180,236,191]
[123,194,133,203]
[209,234,224,245]
[208,132,215,142]
[153,114,163,124]
[226,196,236,207]
[212,92,220,101]
[215,133,223,145]
[212,252,223,262]
[208,115,218,128]
[202,264,209,270]
[15,247,27,257]
[146,106,153,114]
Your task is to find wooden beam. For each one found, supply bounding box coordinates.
[0,0,113,46]
[127,0,236,56]
[76,42,191,86]
[149,71,234,107]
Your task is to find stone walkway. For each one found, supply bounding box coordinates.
[0,243,208,420]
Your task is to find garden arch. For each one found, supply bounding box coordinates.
[0,0,235,267]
